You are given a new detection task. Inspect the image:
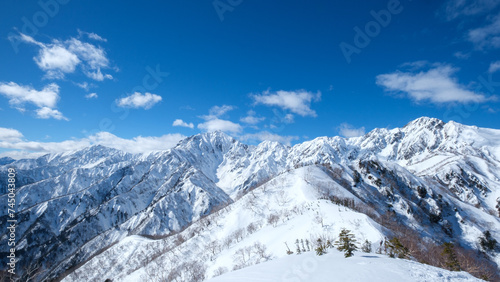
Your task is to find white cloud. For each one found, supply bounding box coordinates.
[209,105,235,117]
[35,44,80,79]
[0,128,185,158]
[14,33,113,81]
[78,29,107,42]
[453,51,471,59]
[376,64,490,104]
[338,123,366,138]
[116,92,162,109]
[197,118,242,134]
[36,107,68,120]
[489,61,500,73]
[85,93,98,99]
[0,128,23,142]
[252,89,321,117]
[0,82,59,108]
[467,14,500,49]
[173,119,194,129]
[76,81,90,90]
[284,113,294,124]
[0,82,67,120]
[240,110,265,124]
[87,132,185,154]
[198,105,242,133]
[239,131,299,146]
[84,68,113,81]
[443,0,500,20]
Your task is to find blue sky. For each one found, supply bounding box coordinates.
[0,0,499,157]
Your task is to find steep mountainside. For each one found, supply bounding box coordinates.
[1,117,499,281]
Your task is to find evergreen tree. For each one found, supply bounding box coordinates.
[441,243,461,271]
[361,239,372,253]
[326,239,333,249]
[315,238,327,256]
[301,239,306,252]
[334,228,358,258]
[305,239,311,251]
[385,237,409,259]
[479,230,498,252]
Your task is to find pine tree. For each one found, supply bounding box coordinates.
[479,230,498,252]
[301,239,306,252]
[315,238,327,256]
[326,239,333,249]
[361,239,372,253]
[385,237,409,259]
[305,239,311,251]
[441,243,461,271]
[335,228,358,258]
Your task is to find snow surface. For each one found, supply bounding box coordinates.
[207,251,481,282]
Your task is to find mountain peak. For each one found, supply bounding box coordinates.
[404,116,445,129]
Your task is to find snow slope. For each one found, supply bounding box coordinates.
[207,252,481,282]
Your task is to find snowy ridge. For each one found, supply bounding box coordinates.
[0,117,499,280]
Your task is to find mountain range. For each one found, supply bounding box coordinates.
[1,117,499,281]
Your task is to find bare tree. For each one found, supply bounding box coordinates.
[267,213,280,227]
[247,222,259,234]
[223,236,234,249]
[253,242,271,263]
[213,266,228,277]
[275,189,291,206]
[231,228,246,242]
[183,260,206,282]
[206,240,220,259]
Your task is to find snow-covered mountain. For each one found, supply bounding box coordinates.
[1,117,499,281]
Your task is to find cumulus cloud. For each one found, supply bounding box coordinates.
[0,82,67,120]
[36,107,68,120]
[0,128,23,142]
[376,64,491,104]
[116,92,162,109]
[252,89,321,117]
[338,123,366,138]
[443,0,500,20]
[240,110,265,124]
[197,118,242,134]
[239,131,299,146]
[13,33,113,81]
[467,14,500,49]
[0,82,59,108]
[0,128,185,158]
[85,93,98,99]
[197,105,242,133]
[173,119,194,129]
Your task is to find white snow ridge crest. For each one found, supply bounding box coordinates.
[0,117,499,281]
